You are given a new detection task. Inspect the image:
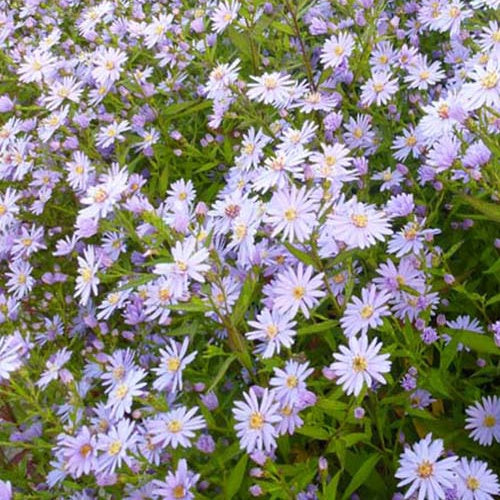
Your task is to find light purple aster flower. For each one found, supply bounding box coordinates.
[149,406,206,449]
[340,285,391,337]
[395,433,458,500]
[58,426,97,478]
[36,347,72,389]
[106,368,147,419]
[455,457,499,500]
[269,360,314,406]
[233,388,281,454]
[152,337,197,393]
[270,263,326,319]
[465,396,500,446]
[246,308,297,358]
[96,418,138,474]
[265,185,320,243]
[330,335,391,396]
[153,459,200,500]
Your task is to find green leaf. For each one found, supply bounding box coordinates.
[225,453,248,498]
[232,272,259,327]
[168,298,210,313]
[323,470,342,500]
[340,453,381,500]
[207,354,237,393]
[296,426,331,440]
[458,195,500,224]
[460,331,500,355]
[297,320,338,335]
[284,242,318,268]
[486,293,500,307]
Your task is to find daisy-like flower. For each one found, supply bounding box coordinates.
[36,347,72,390]
[154,236,210,286]
[0,334,24,381]
[95,120,130,149]
[43,76,83,110]
[392,126,423,161]
[58,426,97,478]
[91,47,128,85]
[404,55,445,90]
[205,59,241,99]
[465,396,500,446]
[235,127,270,171]
[149,406,206,449]
[460,58,500,110]
[153,459,200,500]
[395,433,458,500]
[6,260,35,299]
[270,263,326,319]
[0,188,20,231]
[320,32,355,69]
[447,315,484,334]
[330,198,392,250]
[65,151,95,192]
[210,0,240,34]
[309,142,355,184]
[96,418,138,474]
[388,219,440,257]
[330,335,391,396]
[360,71,399,106]
[247,72,295,107]
[270,360,313,406]
[340,285,392,337]
[233,388,281,453]
[455,457,499,500]
[246,308,297,358]
[17,49,57,84]
[265,185,320,243]
[106,368,147,419]
[152,337,197,393]
[75,246,101,307]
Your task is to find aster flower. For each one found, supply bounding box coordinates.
[447,315,484,334]
[465,396,500,446]
[17,49,57,84]
[247,72,295,107]
[320,32,355,69]
[360,71,399,106]
[96,418,138,474]
[95,120,130,149]
[58,426,97,478]
[246,308,297,358]
[270,263,326,319]
[460,58,500,111]
[106,368,147,419]
[0,334,24,380]
[5,260,35,299]
[388,219,440,257]
[36,347,72,389]
[330,335,391,396]
[404,55,445,90]
[395,433,458,500]
[455,457,499,500]
[210,0,240,34]
[235,127,270,171]
[340,285,392,337]
[269,360,313,406]
[330,198,392,250]
[233,388,281,454]
[153,459,200,500]
[265,185,320,243]
[75,246,101,307]
[152,337,197,393]
[0,188,20,231]
[309,142,355,183]
[91,47,128,85]
[149,406,206,449]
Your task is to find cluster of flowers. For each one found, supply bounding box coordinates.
[0,0,499,498]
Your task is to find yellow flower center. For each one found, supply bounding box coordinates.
[93,187,108,203]
[286,375,298,388]
[482,72,498,90]
[493,30,500,43]
[360,305,374,319]
[173,485,186,498]
[115,384,128,399]
[264,76,278,90]
[176,260,188,272]
[352,355,368,372]
[292,286,305,300]
[105,61,115,71]
[234,223,247,240]
[406,135,417,146]
[266,324,278,339]
[419,70,430,81]
[113,366,125,380]
[81,268,93,283]
[284,208,297,221]
[449,6,460,17]
[80,444,93,457]
[417,460,434,478]
[334,45,344,56]
[466,476,480,491]
[0,205,6,215]
[249,412,264,429]
[438,104,449,119]
[167,420,183,433]
[373,83,384,93]
[159,288,171,302]
[379,54,389,64]
[483,414,496,427]
[167,357,181,372]
[108,440,122,456]
[351,214,368,228]
[353,127,363,139]
[281,405,293,416]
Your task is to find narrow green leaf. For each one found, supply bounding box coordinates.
[340,453,381,500]
[297,320,338,335]
[284,242,317,267]
[296,426,330,440]
[458,195,500,224]
[225,454,248,498]
[460,332,500,355]
[323,470,342,500]
[208,354,236,393]
[232,272,258,327]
